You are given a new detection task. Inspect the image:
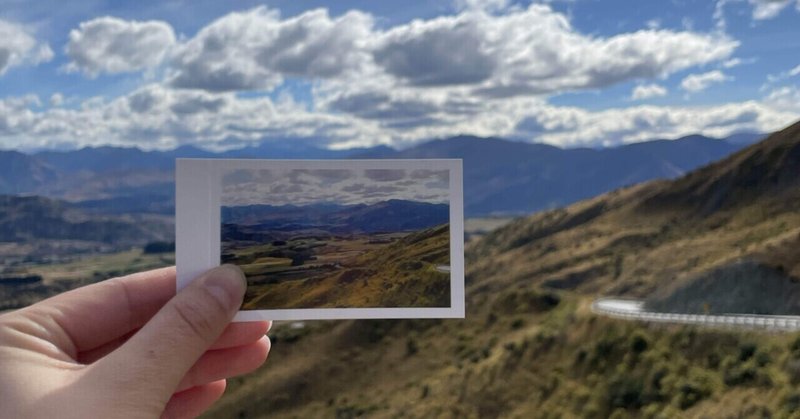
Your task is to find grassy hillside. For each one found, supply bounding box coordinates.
[240,224,451,309]
[204,119,800,418]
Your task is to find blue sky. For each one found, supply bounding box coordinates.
[0,0,798,151]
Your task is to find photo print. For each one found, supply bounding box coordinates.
[176,159,464,321]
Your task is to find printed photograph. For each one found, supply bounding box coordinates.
[220,167,452,310]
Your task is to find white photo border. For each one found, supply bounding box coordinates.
[176,158,465,321]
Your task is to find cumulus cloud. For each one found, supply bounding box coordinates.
[374,16,496,86]
[370,5,737,97]
[49,93,64,107]
[0,84,385,151]
[159,4,737,99]
[631,84,667,100]
[453,0,510,13]
[0,19,53,75]
[680,70,732,93]
[0,82,797,152]
[715,0,799,30]
[168,7,373,91]
[64,17,175,77]
[749,0,797,20]
[764,85,800,111]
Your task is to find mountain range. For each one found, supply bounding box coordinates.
[0,132,762,217]
[222,199,449,235]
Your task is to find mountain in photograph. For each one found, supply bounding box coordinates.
[222,199,449,235]
[208,120,800,418]
[0,132,756,217]
[222,198,451,309]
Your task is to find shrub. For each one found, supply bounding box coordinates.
[630,333,649,354]
[406,338,419,356]
[738,343,757,362]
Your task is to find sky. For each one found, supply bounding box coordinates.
[221,168,450,206]
[0,0,799,152]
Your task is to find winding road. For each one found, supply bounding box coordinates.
[592,298,800,332]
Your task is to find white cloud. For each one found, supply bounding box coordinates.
[715,0,800,29]
[0,19,53,75]
[0,84,386,151]
[764,85,800,111]
[631,84,667,100]
[749,0,795,20]
[49,93,64,107]
[64,17,176,77]
[789,64,800,77]
[371,5,737,96]
[0,82,796,152]
[453,0,510,13]
[161,4,737,98]
[168,7,374,91]
[680,70,732,93]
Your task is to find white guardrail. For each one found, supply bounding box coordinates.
[591,298,800,332]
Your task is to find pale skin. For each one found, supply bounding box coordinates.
[0,265,270,419]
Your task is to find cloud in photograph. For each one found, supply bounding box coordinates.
[222,168,449,206]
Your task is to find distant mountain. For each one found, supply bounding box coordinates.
[222,199,449,234]
[0,195,171,246]
[0,133,755,216]
[0,151,58,194]
[329,199,449,233]
[358,133,749,215]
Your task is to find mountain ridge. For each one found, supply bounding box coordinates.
[0,132,761,217]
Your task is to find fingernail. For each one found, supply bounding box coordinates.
[201,265,247,310]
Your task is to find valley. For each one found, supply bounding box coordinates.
[221,200,452,309]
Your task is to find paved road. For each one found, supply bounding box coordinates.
[592,298,800,332]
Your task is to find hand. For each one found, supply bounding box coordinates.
[0,265,270,419]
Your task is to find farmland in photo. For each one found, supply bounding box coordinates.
[220,168,451,309]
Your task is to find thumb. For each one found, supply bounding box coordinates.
[95,265,246,401]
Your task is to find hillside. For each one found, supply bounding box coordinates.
[205,120,800,418]
[0,195,173,265]
[241,224,451,309]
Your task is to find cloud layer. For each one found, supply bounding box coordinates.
[0,3,798,151]
[221,168,449,206]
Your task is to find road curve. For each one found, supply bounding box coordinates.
[592,298,800,332]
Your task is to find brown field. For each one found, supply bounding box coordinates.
[223,224,451,309]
